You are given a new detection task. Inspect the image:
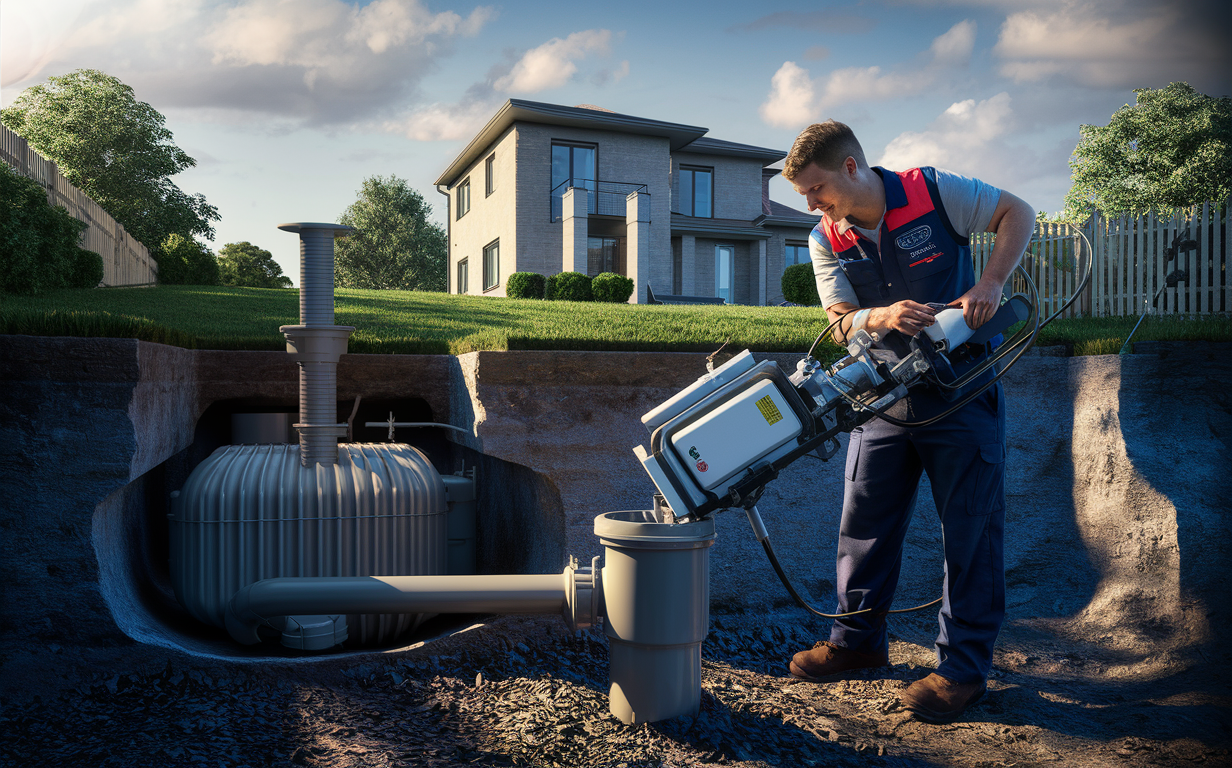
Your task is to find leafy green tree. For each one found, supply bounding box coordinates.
[335,175,447,291]
[159,234,220,285]
[0,69,220,259]
[0,161,86,294]
[218,241,292,289]
[1064,82,1232,218]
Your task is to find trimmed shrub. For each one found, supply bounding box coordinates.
[0,161,86,294]
[591,272,634,303]
[781,262,820,306]
[546,271,592,302]
[67,247,104,288]
[506,271,546,299]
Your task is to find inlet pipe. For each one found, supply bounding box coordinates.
[226,558,602,648]
[278,222,354,466]
[222,510,714,724]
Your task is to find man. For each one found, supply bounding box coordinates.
[781,120,1034,723]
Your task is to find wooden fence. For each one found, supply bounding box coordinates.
[972,200,1229,318]
[1,124,158,287]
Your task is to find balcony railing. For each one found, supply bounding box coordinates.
[550,178,648,222]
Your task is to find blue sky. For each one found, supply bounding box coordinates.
[3,0,1228,284]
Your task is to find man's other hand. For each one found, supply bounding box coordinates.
[872,300,937,336]
[948,279,1002,329]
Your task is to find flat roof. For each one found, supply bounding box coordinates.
[434,100,708,187]
[675,136,786,165]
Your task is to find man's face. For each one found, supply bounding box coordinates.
[790,159,859,223]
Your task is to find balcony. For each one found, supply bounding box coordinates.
[550,178,648,222]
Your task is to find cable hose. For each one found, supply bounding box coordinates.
[760,536,942,619]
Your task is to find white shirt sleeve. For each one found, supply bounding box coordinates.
[933,169,1002,236]
[809,229,859,310]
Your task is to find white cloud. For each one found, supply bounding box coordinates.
[4,0,494,124]
[392,100,496,141]
[759,61,815,129]
[759,20,976,129]
[994,3,1229,89]
[493,29,612,93]
[929,19,976,66]
[877,92,1052,189]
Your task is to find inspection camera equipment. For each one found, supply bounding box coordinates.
[633,231,1092,618]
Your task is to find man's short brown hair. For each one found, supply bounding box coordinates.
[782,120,868,180]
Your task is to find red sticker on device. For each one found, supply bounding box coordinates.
[696,461,709,472]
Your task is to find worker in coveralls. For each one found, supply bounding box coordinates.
[781,120,1034,723]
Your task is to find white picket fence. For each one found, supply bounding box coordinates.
[972,200,1229,318]
[1,124,158,287]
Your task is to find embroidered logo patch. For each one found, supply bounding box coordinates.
[896,225,932,250]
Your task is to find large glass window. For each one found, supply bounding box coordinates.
[715,244,734,303]
[551,142,597,220]
[785,241,809,267]
[587,236,619,276]
[456,178,471,219]
[678,166,713,218]
[457,258,468,294]
[483,240,499,291]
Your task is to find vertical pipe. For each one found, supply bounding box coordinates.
[278,222,354,467]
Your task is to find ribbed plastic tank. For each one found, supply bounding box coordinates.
[169,442,447,647]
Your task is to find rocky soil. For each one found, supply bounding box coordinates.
[3,611,1228,768]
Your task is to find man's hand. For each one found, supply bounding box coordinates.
[870,300,937,336]
[948,279,1003,330]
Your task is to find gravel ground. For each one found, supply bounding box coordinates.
[3,612,1228,768]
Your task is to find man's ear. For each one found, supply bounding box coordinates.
[844,156,858,178]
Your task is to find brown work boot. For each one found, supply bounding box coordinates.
[900,673,986,723]
[789,641,889,681]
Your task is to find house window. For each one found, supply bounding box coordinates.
[551,142,597,220]
[587,236,619,276]
[715,244,734,304]
[457,178,471,219]
[485,154,496,197]
[678,165,712,218]
[457,258,469,294]
[785,241,809,267]
[483,239,499,291]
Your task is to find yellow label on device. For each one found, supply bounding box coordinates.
[755,395,783,426]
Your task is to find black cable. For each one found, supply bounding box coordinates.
[806,308,854,360]
[761,537,942,619]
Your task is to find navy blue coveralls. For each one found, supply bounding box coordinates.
[812,166,1007,685]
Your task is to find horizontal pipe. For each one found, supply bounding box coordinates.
[226,573,568,645]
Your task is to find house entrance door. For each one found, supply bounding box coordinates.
[587,236,622,276]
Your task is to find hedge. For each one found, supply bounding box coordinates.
[781,262,820,306]
[591,272,634,303]
[0,161,87,294]
[546,271,592,302]
[506,271,546,299]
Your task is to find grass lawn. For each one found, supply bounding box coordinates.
[1,285,1227,357]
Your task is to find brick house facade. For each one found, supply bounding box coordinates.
[434,100,818,304]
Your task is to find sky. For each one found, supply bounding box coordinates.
[2,0,1229,285]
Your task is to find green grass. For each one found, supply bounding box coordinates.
[1010,314,1232,356]
[0,285,839,356]
[2,285,1227,356]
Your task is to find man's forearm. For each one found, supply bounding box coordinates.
[980,192,1035,288]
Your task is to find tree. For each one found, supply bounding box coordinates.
[335,175,447,291]
[218,241,293,289]
[0,69,220,259]
[159,234,220,285]
[1064,82,1232,218]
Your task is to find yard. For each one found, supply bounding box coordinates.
[2,285,1228,356]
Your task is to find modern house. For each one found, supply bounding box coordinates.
[433,100,819,304]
